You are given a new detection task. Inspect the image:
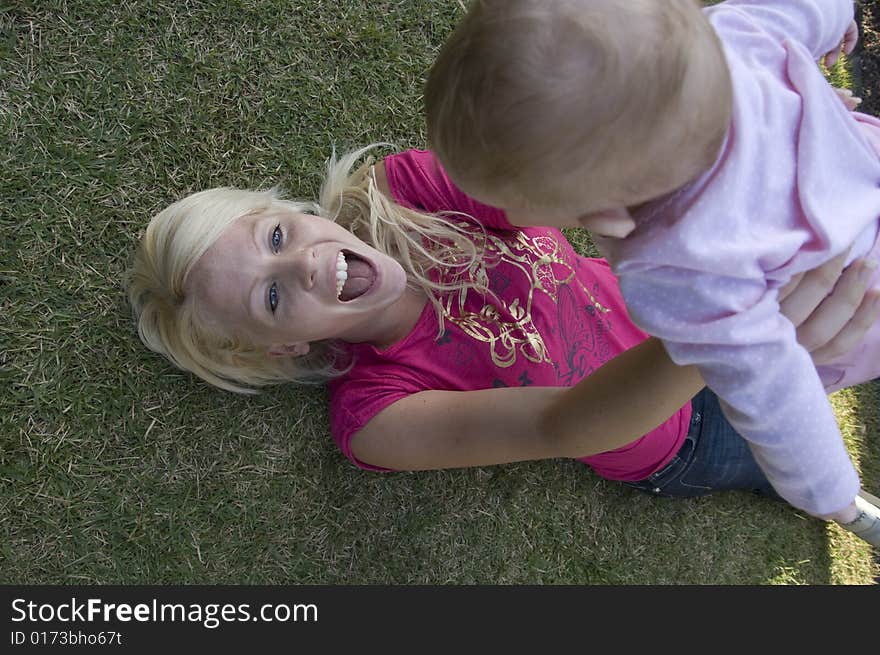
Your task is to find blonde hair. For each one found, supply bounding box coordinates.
[128,145,485,394]
[425,0,731,207]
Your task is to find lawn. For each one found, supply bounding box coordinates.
[1,0,877,584]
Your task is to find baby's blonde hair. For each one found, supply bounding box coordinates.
[425,0,730,207]
[128,145,484,394]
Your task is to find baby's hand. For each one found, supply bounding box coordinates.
[823,19,858,68]
[833,86,862,111]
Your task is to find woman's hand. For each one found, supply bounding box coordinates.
[833,86,862,111]
[823,19,858,68]
[778,251,880,364]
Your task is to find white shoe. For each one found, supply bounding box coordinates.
[837,493,880,547]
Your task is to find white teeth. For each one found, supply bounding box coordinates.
[335,252,348,299]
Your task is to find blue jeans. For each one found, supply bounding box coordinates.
[625,388,783,500]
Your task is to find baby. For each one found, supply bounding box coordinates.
[424,0,880,529]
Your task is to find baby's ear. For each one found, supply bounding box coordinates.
[268,343,310,358]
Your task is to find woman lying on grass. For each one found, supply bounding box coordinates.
[129,146,880,543]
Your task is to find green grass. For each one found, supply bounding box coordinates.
[1,0,877,584]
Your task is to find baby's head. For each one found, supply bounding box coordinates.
[425,0,732,234]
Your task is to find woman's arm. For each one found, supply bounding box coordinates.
[352,337,698,471]
[353,255,878,471]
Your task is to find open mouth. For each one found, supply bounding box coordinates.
[336,250,376,302]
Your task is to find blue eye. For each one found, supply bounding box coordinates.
[268,283,278,313]
[271,223,283,251]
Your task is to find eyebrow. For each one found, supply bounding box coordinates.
[245,217,264,325]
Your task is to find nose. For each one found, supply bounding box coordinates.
[577,207,636,238]
[282,247,318,289]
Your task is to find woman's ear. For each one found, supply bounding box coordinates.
[268,342,310,358]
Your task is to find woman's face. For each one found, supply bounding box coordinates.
[184,208,409,352]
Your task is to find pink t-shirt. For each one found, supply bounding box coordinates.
[328,149,690,481]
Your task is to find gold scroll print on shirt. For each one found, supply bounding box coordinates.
[438,229,610,368]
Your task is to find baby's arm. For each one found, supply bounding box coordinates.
[715,0,855,63]
[619,264,860,517]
